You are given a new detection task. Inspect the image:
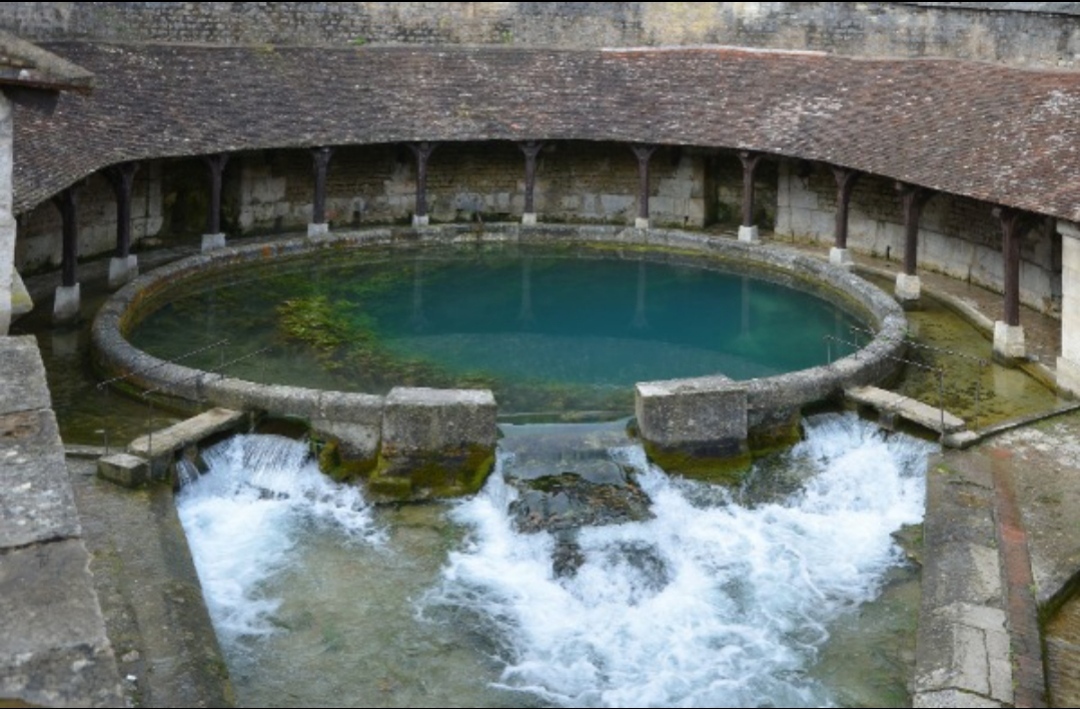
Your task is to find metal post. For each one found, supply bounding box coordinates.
[975,360,985,432]
[938,368,946,444]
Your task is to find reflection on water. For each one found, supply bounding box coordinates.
[128,245,864,417]
[177,415,932,708]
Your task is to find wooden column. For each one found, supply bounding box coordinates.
[53,188,78,288]
[519,141,543,225]
[738,150,763,243]
[202,153,229,250]
[830,166,860,266]
[631,144,657,229]
[51,185,81,323]
[408,141,436,226]
[894,182,932,303]
[992,206,1027,363]
[310,146,333,236]
[105,162,140,289]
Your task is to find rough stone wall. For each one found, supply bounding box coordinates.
[776,162,1060,314]
[238,141,712,231]
[213,141,713,235]
[13,140,716,266]
[4,2,1079,68]
[16,163,163,274]
[0,92,13,334]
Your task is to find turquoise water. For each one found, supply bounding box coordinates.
[130,245,863,416]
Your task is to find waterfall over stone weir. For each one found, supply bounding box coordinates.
[176,413,933,708]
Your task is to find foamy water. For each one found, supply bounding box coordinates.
[175,434,383,640]
[177,413,932,708]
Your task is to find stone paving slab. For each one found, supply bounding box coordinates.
[67,457,234,708]
[915,451,1015,707]
[0,408,81,547]
[0,335,122,707]
[0,540,122,707]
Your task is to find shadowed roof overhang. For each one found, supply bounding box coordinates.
[14,42,1080,222]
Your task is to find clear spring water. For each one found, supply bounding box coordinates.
[176,412,933,708]
[131,245,863,417]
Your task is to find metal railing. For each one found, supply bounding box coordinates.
[826,323,991,437]
[95,338,270,457]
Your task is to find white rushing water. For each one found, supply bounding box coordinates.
[177,413,933,708]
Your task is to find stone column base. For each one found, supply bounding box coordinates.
[635,217,651,230]
[52,283,81,325]
[829,247,853,267]
[307,222,330,238]
[738,225,760,244]
[522,212,538,226]
[1057,356,1080,398]
[993,321,1026,364]
[201,233,226,252]
[11,269,31,318]
[412,214,430,227]
[108,255,139,290]
[895,273,921,303]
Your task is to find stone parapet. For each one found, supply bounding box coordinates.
[0,336,122,707]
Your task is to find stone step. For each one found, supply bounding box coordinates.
[846,385,966,434]
[128,407,247,459]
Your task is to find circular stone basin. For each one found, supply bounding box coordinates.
[92,225,907,426]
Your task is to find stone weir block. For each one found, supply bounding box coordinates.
[121,407,248,483]
[371,387,498,501]
[635,376,751,482]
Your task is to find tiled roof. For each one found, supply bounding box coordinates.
[14,43,1080,222]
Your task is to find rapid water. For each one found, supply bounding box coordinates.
[176,413,933,708]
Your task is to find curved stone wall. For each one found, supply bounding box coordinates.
[91,223,907,474]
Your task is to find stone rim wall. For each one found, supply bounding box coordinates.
[91,223,906,451]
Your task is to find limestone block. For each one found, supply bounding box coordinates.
[521,212,538,226]
[201,233,226,252]
[97,452,150,488]
[381,387,497,457]
[993,321,1025,362]
[829,247,853,267]
[1057,356,1080,398]
[1061,233,1080,359]
[634,377,749,475]
[895,273,921,302]
[10,268,31,319]
[107,255,138,290]
[738,225,759,243]
[599,193,633,215]
[373,387,497,498]
[312,390,384,464]
[52,283,81,325]
[412,214,429,226]
[307,222,330,239]
[635,217,650,229]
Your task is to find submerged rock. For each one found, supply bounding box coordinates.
[508,471,654,534]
